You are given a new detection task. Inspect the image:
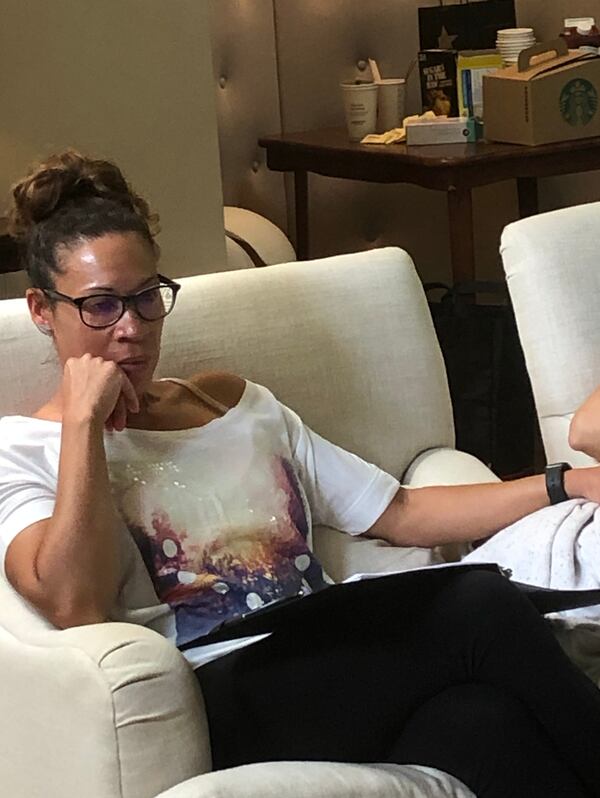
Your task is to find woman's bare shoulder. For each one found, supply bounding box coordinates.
[189,371,247,410]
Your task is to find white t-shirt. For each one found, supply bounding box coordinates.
[0,380,399,667]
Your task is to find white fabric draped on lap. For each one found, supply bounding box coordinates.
[464,499,600,686]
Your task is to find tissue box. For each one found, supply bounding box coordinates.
[406,116,470,145]
[483,43,600,145]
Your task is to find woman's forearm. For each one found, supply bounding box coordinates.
[35,418,120,626]
[395,476,548,546]
[371,467,600,548]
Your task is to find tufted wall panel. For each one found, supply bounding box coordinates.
[210,1,600,283]
[210,0,287,233]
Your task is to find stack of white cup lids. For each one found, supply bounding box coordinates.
[496,28,536,66]
[565,17,595,32]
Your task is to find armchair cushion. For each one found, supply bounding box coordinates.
[156,248,455,481]
[313,525,440,584]
[501,202,600,464]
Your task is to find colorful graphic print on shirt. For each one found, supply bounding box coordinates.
[110,453,328,646]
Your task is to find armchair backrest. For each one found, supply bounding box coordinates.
[501,203,600,466]
[0,248,453,480]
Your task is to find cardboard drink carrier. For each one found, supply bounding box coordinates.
[483,39,600,145]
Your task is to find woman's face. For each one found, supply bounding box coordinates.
[27,231,164,396]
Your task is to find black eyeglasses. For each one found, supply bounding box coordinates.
[42,274,181,329]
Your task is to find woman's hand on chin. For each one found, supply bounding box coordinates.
[62,354,140,432]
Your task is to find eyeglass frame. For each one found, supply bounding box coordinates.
[41,274,181,329]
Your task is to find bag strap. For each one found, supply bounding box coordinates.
[453,280,509,299]
[424,280,509,302]
[225,229,268,268]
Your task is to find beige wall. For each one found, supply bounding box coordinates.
[0,0,225,298]
[518,0,600,38]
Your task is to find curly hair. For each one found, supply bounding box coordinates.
[7,149,160,290]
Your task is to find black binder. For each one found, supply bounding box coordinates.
[179,563,600,651]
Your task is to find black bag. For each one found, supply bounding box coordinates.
[418,0,516,51]
[425,281,537,478]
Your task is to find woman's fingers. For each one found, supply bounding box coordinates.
[109,372,140,432]
[111,395,128,432]
[119,373,140,415]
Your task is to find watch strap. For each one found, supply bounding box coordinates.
[545,462,572,505]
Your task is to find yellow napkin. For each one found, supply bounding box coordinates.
[361,111,438,144]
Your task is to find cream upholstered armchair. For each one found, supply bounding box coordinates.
[224,206,296,269]
[500,202,600,467]
[0,247,492,798]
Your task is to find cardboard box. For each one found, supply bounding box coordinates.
[457,50,503,118]
[406,116,470,145]
[483,42,600,145]
[419,50,459,117]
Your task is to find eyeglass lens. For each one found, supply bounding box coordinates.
[80,285,176,327]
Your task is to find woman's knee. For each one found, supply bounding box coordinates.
[421,569,551,659]
[440,569,535,626]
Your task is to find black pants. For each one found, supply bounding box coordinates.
[197,570,600,798]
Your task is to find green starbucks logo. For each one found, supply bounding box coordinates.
[560,79,598,126]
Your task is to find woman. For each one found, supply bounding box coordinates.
[1,150,600,798]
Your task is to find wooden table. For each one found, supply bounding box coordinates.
[259,128,600,282]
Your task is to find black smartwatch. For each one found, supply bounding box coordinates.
[545,462,572,505]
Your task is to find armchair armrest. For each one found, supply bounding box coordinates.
[314,449,499,579]
[154,761,475,798]
[404,447,500,562]
[224,207,296,269]
[403,447,500,488]
[0,621,210,798]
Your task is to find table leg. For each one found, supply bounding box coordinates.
[447,186,475,284]
[517,176,539,218]
[294,171,309,260]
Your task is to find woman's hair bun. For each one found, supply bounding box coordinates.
[8,149,158,239]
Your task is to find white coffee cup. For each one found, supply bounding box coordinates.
[377,78,406,133]
[341,80,378,142]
